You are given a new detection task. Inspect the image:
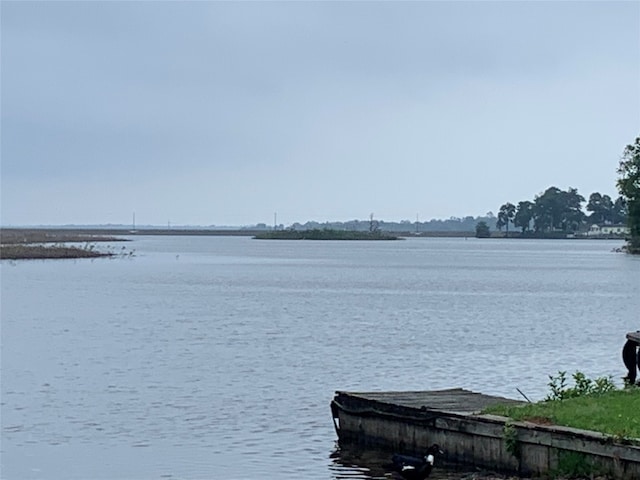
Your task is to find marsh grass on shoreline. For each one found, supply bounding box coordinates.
[0,229,129,260]
[0,228,125,245]
[0,244,113,260]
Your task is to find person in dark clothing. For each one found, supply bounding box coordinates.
[622,338,639,385]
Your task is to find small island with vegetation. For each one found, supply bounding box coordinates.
[253,228,400,241]
[0,228,129,260]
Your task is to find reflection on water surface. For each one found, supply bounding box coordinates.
[330,444,523,480]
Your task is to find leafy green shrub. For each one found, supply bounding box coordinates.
[554,451,601,478]
[545,371,616,401]
[503,422,520,459]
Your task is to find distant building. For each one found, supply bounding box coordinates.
[587,224,630,236]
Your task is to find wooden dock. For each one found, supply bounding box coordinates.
[333,388,524,415]
[331,387,640,479]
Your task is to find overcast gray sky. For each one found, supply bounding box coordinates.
[2,1,639,227]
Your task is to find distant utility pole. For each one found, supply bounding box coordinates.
[369,213,379,233]
[274,212,277,230]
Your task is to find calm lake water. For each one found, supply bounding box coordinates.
[1,236,639,479]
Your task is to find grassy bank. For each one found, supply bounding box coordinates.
[484,370,640,441]
[485,388,640,440]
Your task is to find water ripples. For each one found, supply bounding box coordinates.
[2,237,638,479]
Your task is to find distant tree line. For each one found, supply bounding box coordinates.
[482,134,640,254]
[493,187,627,237]
[253,229,399,240]
[279,215,498,233]
[246,136,640,253]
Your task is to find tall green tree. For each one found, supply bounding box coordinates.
[617,136,640,253]
[586,192,614,224]
[514,201,534,233]
[475,221,490,238]
[559,188,585,232]
[533,187,563,233]
[588,193,627,225]
[612,196,628,225]
[533,187,585,234]
[497,202,516,237]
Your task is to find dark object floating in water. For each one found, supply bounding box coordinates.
[389,444,444,480]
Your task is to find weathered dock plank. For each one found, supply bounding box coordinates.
[336,388,524,414]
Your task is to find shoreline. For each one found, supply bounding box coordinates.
[1,226,628,239]
[0,227,627,260]
[0,244,113,260]
[0,229,127,260]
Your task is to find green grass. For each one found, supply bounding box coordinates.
[484,388,640,441]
